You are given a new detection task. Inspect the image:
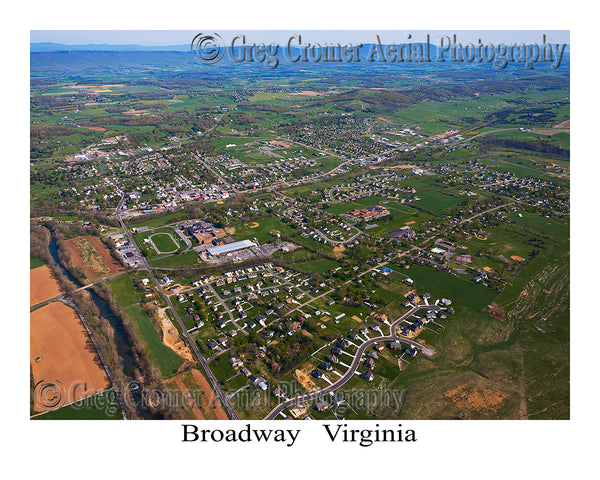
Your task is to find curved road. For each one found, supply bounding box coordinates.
[264,303,440,419]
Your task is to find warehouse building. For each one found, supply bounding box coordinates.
[207,240,257,257]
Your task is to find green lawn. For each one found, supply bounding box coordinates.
[108,274,184,378]
[32,390,123,420]
[404,264,497,311]
[30,257,45,269]
[413,190,464,215]
[151,233,179,253]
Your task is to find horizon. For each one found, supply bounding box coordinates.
[30,30,570,47]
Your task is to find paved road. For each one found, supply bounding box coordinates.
[459,202,514,225]
[263,303,440,419]
[116,194,240,419]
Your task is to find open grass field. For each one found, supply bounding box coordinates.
[108,275,184,378]
[413,190,464,215]
[30,265,63,306]
[404,264,497,311]
[296,258,340,273]
[32,390,123,420]
[30,302,111,413]
[148,251,199,268]
[30,257,46,269]
[126,211,188,229]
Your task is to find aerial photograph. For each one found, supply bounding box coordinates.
[29,30,570,422]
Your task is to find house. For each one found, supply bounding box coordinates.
[240,367,251,377]
[389,342,403,350]
[273,387,286,398]
[319,362,333,372]
[208,341,219,350]
[258,380,268,391]
[315,400,329,412]
[405,346,418,357]
[361,370,374,381]
[348,332,358,340]
[331,347,341,355]
[366,351,379,360]
[246,320,256,329]
[311,369,324,379]
[229,357,243,368]
[249,374,258,384]
[337,338,350,348]
[373,344,384,352]
[364,358,375,369]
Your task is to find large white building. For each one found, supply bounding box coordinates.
[207,240,256,256]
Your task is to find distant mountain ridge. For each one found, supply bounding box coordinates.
[31,42,190,52]
[31,41,570,53]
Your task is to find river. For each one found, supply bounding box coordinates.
[44,226,160,419]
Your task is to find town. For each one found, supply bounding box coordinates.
[30,45,570,422]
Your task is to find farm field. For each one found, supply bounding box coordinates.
[30,302,110,413]
[30,265,63,306]
[65,235,124,282]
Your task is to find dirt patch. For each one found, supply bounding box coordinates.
[483,266,494,273]
[66,236,124,282]
[225,227,236,234]
[290,90,324,96]
[189,369,228,420]
[382,164,416,171]
[333,245,346,253]
[301,330,313,339]
[247,222,260,228]
[30,265,63,306]
[405,220,416,225]
[488,303,505,321]
[295,367,317,392]
[511,255,524,262]
[352,315,363,323]
[444,385,509,413]
[157,309,194,362]
[30,302,110,412]
[79,126,107,132]
[166,374,205,420]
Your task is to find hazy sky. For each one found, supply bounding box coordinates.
[31,30,570,46]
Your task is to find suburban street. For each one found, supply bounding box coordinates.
[264,303,440,419]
